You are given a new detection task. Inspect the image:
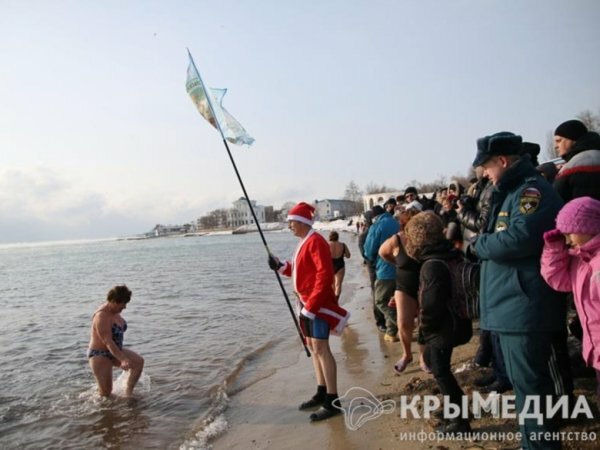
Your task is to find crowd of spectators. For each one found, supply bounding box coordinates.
[358,119,600,448]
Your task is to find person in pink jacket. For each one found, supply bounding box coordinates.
[541,196,600,409]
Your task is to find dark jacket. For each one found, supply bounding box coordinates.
[358,227,369,262]
[458,177,494,260]
[458,177,493,234]
[363,212,400,280]
[474,157,566,333]
[554,132,600,202]
[418,241,472,347]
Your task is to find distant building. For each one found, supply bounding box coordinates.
[227,197,266,227]
[314,199,358,221]
[150,223,192,237]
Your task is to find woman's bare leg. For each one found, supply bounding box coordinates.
[89,356,115,397]
[121,348,144,397]
[396,291,418,361]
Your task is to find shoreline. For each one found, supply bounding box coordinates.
[210,232,600,449]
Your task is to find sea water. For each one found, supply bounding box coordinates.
[0,232,307,449]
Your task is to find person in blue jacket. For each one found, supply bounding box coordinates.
[472,132,566,450]
[363,205,400,341]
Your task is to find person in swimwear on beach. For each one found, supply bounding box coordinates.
[328,230,351,299]
[88,285,144,397]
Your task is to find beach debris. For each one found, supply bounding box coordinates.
[453,360,479,373]
[404,376,425,391]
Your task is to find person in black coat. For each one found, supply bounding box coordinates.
[554,131,600,202]
[405,212,472,435]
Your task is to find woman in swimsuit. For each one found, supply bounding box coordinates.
[328,231,351,299]
[88,285,144,397]
[378,208,430,374]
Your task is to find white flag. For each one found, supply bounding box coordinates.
[186,55,254,146]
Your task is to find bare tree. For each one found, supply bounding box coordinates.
[364,182,397,194]
[198,208,230,229]
[543,130,557,162]
[577,109,600,132]
[343,180,363,202]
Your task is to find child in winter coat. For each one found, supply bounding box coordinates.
[541,196,600,409]
[404,211,472,435]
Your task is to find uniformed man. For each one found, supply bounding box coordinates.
[472,132,566,450]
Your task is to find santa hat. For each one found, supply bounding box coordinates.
[287,202,315,226]
[556,196,600,235]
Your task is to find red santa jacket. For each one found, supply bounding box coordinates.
[279,229,351,335]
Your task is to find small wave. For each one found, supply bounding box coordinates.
[223,340,275,388]
[179,413,228,450]
[76,371,152,409]
[175,340,276,449]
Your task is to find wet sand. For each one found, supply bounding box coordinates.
[213,232,599,450]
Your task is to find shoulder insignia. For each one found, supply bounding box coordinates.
[495,221,508,232]
[520,187,541,214]
[498,211,509,217]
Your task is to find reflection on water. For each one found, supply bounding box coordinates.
[0,233,299,449]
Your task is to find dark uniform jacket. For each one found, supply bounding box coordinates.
[418,241,472,347]
[554,131,600,202]
[475,157,565,333]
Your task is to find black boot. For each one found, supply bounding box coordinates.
[299,385,326,410]
[436,418,471,435]
[309,394,342,422]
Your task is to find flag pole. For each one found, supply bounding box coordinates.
[187,49,310,357]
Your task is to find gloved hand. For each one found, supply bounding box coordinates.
[268,254,283,270]
[543,228,564,243]
[466,235,478,258]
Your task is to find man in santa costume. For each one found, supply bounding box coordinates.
[268,201,350,421]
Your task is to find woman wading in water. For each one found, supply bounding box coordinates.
[87,285,144,397]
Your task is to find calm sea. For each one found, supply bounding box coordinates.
[0,231,311,449]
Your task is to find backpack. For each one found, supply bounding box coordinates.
[430,256,481,320]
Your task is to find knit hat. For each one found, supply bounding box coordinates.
[521,142,540,166]
[473,131,523,167]
[404,186,418,196]
[554,120,587,141]
[404,212,444,260]
[556,197,600,235]
[371,205,385,218]
[287,202,315,226]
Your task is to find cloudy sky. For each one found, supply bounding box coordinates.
[1,0,599,243]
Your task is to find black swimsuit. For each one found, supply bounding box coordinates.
[395,235,420,299]
[332,243,346,273]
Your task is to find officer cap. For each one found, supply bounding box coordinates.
[472,131,523,167]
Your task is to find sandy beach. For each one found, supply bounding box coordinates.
[213,232,600,450]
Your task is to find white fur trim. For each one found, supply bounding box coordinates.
[300,307,316,319]
[287,214,313,226]
[320,307,351,336]
[277,261,289,275]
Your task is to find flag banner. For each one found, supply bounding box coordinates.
[186,57,254,146]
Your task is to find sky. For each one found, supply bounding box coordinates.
[1,0,599,243]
